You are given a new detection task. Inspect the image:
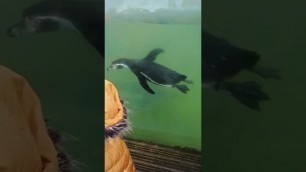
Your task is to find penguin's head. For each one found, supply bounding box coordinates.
[7,16,63,37]
[7,1,78,37]
[6,0,105,57]
[107,58,130,71]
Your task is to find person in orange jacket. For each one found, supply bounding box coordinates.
[105,80,136,172]
[0,65,59,171]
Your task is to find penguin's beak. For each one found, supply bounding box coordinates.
[7,21,24,37]
[7,17,40,37]
[7,17,61,38]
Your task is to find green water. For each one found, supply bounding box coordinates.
[204,0,306,171]
[105,21,202,150]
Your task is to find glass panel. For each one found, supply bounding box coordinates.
[105,0,202,154]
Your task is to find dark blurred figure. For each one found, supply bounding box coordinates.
[7,0,104,58]
[203,30,281,110]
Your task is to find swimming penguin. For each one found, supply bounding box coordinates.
[203,30,281,110]
[6,0,104,57]
[107,48,193,94]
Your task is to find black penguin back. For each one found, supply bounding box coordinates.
[203,31,260,82]
[136,60,186,85]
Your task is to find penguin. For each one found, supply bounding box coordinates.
[203,30,282,110]
[107,48,193,94]
[203,30,281,82]
[6,0,104,57]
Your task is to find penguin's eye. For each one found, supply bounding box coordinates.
[25,17,40,26]
[31,19,42,28]
[33,19,41,25]
[24,17,42,33]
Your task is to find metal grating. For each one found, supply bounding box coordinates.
[124,138,202,172]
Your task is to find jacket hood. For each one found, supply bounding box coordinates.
[105,80,131,140]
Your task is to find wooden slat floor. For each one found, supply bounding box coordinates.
[124,138,202,172]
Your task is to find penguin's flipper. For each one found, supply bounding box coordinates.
[137,76,155,94]
[144,48,164,61]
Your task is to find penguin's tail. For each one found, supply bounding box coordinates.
[221,81,270,111]
[248,64,282,79]
[175,84,190,94]
[183,79,194,84]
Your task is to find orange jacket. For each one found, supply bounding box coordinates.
[105,80,135,172]
[0,65,58,172]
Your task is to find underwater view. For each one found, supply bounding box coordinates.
[105,0,202,151]
[204,0,306,171]
[105,21,201,149]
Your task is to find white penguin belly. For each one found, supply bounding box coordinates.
[140,72,173,87]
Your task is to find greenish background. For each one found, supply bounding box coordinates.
[0,1,104,171]
[105,21,202,150]
[204,0,306,171]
